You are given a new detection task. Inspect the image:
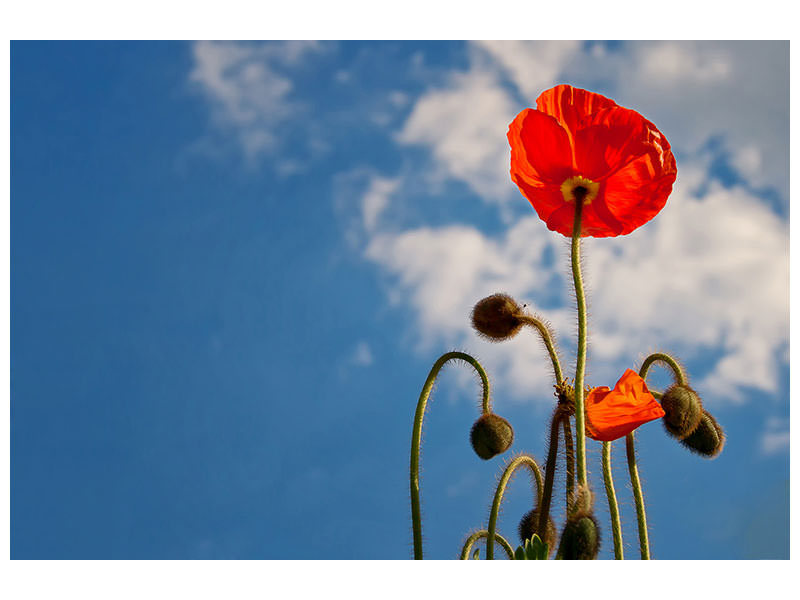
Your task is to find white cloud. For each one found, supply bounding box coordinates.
[189,41,326,161]
[364,161,788,405]
[361,176,399,233]
[760,418,790,456]
[394,41,788,207]
[317,41,789,409]
[396,68,519,205]
[607,41,788,198]
[582,170,789,403]
[473,40,581,102]
[350,341,374,367]
[366,217,572,403]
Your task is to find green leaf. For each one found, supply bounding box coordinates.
[521,534,549,560]
[514,545,527,560]
[472,548,480,560]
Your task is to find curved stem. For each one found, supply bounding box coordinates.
[562,416,575,511]
[518,315,563,383]
[570,198,588,487]
[602,441,624,559]
[639,352,687,388]
[459,530,515,560]
[410,351,491,560]
[537,408,565,538]
[486,454,543,559]
[626,432,651,559]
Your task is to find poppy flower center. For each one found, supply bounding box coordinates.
[560,176,599,205]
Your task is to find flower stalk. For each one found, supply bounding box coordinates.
[459,530,515,560]
[486,454,543,559]
[562,416,575,510]
[639,352,687,387]
[602,441,624,559]
[410,351,490,560]
[537,407,567,538]
[626,432,651,559]
[571,196,589,487]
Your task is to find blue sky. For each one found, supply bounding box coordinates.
[11,40,789,560]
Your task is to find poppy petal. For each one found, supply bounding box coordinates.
[508,108,573,184]
[601,153,677,235]
[509,85,677,238]
[536,85,618,137]
[573,106,655,180]
[585,369,665,442]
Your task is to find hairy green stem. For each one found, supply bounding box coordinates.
[602,441,624,559]
[410,351,490,559]
[486,454,543,559]
[459,530,515,560]
[639,352,687,387]
[562,416,575,510]
[537,408,566,538]
[626,432,651,559]
[518,315,563,383]
[570,197,588,487]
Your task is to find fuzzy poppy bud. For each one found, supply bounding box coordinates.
[470,413,514,460]
[559,515,600,560]
[518,508,556,557]
[471,294,523,341]
[660,384,703,439]
[680,410,725,458]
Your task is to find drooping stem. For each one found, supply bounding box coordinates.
[602,441,624,559]
[570,197,588,487]
[562,416,575,510]
[486,454,543,559]
[630,352,680,558]
[639,352,687,387]
[626,432,651,559]
[459,530,515,560]
[410,351,491,560]
[537,407,566,538]
[518,315,563,383]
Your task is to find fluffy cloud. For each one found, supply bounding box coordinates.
[359,41,788,406]
[189,40,326,161]
[186,40,788,407]
[394,41,788,208]
[473,40,581,102]
[760,417,790,456]
[396,68,519,205]
[611,41,789,198]
[365,162,788,405]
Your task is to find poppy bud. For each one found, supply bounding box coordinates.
[660,384,704,439]
[471,294,523,341]
[559,515,600,560]
[470,413,514,460]
[518,508,556,557]
[680,410,725,458]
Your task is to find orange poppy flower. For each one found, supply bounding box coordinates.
[585,369,665,442]
[507,84,677,238]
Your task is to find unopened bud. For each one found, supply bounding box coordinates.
[680,410,724,458]
[471,294,523,341]
[559,515,600,560]
[660,384,703,439]
[470,413,514,460]
[517,508,556,557]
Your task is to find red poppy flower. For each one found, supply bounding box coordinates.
[585,369,665,442]
[508,84,677,238]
